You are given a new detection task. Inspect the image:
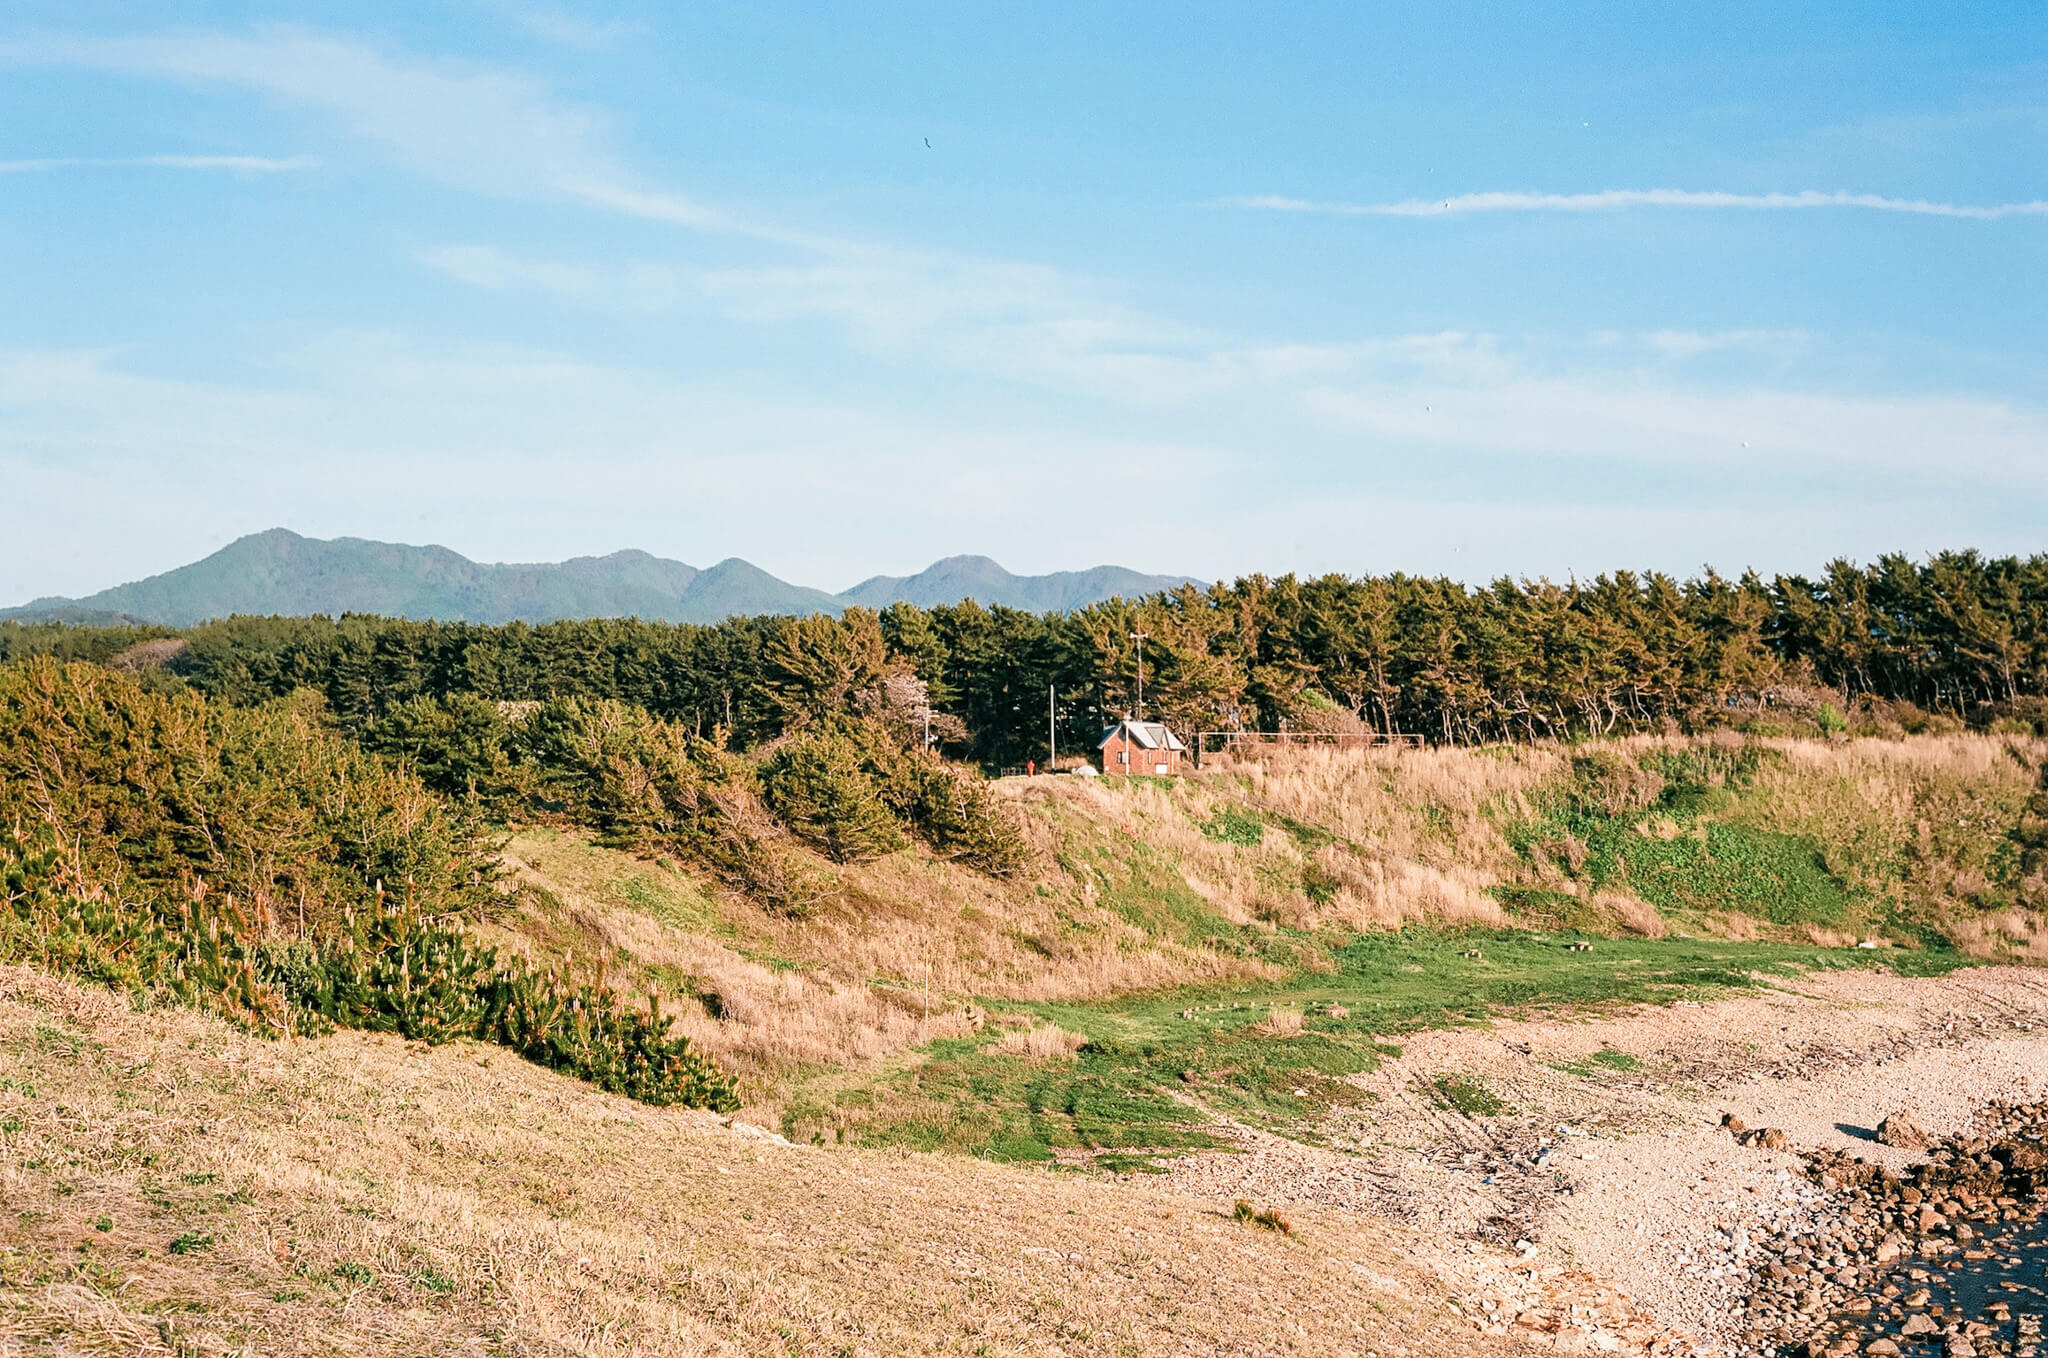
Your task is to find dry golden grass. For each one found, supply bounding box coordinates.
[467,733,2048,1126]
[1252,1007,1306,1038]
[490,821,1271,1121]
[0,966,1499,1358]
[1586,889,1667,939]
[490,833,978,1104]
[1732,733,2046,909]
[995,1022,1089,1060]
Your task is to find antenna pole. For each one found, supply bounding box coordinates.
[1049,683,1056,771]
[1129,631,1149,721]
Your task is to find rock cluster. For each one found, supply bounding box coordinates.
[1877,1114,1933,1152]
[1723,1113,1795,1153]
[1731,1102,2048,1358]
[1444,1244,1697,1354]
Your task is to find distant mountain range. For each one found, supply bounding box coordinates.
[0,530,1198,627]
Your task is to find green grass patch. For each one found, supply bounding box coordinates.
[1509,747,1866,932]
[1084,837,1243,949]
[1552,1046,1642,1078]
[1429,1075,1508,1117]
[1614,822,1854,926]
[1198,808,1265,847]
[790,926,1949,1164]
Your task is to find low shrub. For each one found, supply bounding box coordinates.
[1569,749,1665,818]
[759,731,906,863]
[1231,1200,1295,1235]
[1,822,738,1111]
[872,750,1025,875]
[0,658,497,936]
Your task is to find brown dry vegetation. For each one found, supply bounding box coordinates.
[0,966,1499,1358]
[458,733,2047,1124]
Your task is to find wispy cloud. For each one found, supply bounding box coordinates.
[514,10,642,50]
[1226,188,2048,220]
[0,32,758,234]
[416,244,680,310]
[0,154,316,174]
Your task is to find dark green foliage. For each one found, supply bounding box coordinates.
[1,821,177,995]
[0,662,738,1111]
[762,610,890,732]
[272,892,736,1107]
[359,692,520,805]
[357,690,828,913]
[759,732,905,863]
[279,892,495,1043]
[481,959,739,1110]
[0,840,739,1111]
[0,658,496,935]
[871,751,1025,875]
[0,621,180,667]
[501,699,824,915]
[29,546,2047,762]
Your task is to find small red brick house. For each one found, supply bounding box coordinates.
[1098,719,1187,775]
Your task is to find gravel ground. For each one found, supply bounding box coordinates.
[1159,966,2048,1355]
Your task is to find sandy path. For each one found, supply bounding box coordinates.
[1159,966,2048,1355]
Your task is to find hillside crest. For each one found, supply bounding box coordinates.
[1,530,1198,626]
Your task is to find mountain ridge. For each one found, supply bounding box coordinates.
[0,530,1198,627]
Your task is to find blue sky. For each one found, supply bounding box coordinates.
[3,2,2045,602]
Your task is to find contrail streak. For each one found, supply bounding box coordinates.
[1224,188,2048,221]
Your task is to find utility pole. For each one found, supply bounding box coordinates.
[1129,631,1149,721]
[1049,683,1056,771]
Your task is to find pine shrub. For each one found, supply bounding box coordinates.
[759,732,906,863]
[872,752,1025,876]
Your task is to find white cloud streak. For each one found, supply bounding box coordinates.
[0,32,772,236]
[415,244,680,310]
[1227,188,2048,220]
[0,154,317,174]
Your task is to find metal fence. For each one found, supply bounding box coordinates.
[1191,731,1422,767]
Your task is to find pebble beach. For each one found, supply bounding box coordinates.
[1160,965,2048,1355]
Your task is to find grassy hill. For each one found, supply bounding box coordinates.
[838,553,1199,611]
[5,722,2044,1352]
[0,965,1500,1358]
[468,732,2042,1157]
[0,529,842,626]
[0,531,1196,626]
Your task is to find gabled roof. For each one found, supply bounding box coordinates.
[1099,719,1186,752]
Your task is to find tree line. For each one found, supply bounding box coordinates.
[4,548,2043,760]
